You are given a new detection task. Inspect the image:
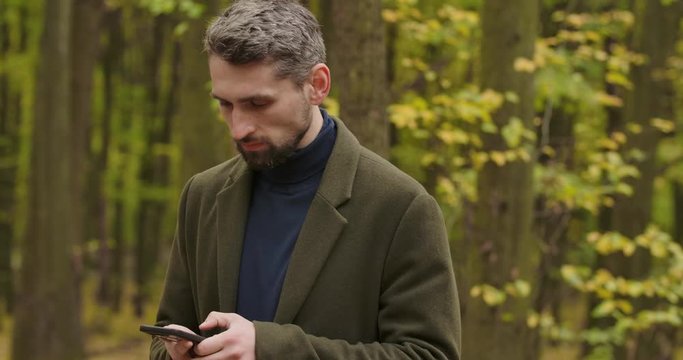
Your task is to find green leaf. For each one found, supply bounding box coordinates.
[501,117,527,148]
[592,300,615,318]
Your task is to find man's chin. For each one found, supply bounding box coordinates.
[240,152,272,170]
[236,141,297,170]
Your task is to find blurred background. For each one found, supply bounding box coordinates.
[1,0,682,359]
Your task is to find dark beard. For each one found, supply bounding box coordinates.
[237,120,310,170]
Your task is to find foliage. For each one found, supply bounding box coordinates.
[658,41,683,188]
[385,1,683,357]
[546,226,683,357]
[533,9,644,214]
[385,0,536,219]
[469,279,532,307]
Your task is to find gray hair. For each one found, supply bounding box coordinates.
[204,0,326,86]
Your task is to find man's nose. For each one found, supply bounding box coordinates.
[229,110,256,141]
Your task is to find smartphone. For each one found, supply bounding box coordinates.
[139,324,206,344]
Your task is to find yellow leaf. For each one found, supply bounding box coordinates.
[650,118,676,134]
[514,57,537,73]
[566,13,588,27]
[615,300,634,314]
[490,151,507,166]
[606,72,633,90]
[594,49,608,61]
[592,300,615,317]
[622,242,636,256]
[482,286,506,306]
[541,146,556,158]
[651,241,668,258]
[504,91,520,104]
[471,152,489,170]
[596,92,624,107]
[437,128,469,145]
[527,313,539,328]
[517,148,532,162]
[505,150,518,161]
[611,131,627,144]
[594,269,614,285]
[421,153,438,166]
[382,9,399,23]
[587,232,601,244]
[595,237,613,255]
[598,138,619,150]
[627,123,642,134]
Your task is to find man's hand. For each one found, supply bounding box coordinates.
[161,324,196,360]
[193,312,256,360]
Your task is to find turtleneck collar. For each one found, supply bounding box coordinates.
[256,108,337,185]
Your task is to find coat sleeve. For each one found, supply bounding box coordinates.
[149,176,199,360]
[253,193,461,360]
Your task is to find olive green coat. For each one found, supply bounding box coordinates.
[150,119,461,359]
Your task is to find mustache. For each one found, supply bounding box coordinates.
[237,135,268,145]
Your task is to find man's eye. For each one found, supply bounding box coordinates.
[219,100,232,108]
[250,101,268,108]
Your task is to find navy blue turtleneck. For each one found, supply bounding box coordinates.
[236,109,337,322]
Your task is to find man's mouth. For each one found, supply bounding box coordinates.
[239,141,267,152]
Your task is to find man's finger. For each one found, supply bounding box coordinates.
[199,311,234,330]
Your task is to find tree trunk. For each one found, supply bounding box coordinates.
[584,32,627,358]
[176,0,229,185]
[133,14,167,317]
[95,8,124,309]
[535,107,574,348]
[612,0,681,242]
[462,0,539,359]
[330,0,388,157]
[11,0,84,358]
[675,182,683,248]
[610,1,682,358]
[0,0,17,319]
[71,0,104,299]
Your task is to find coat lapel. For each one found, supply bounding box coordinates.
[274,118,361,323]
[216,160,252,313]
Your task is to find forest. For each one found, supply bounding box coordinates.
[1,0,683,359]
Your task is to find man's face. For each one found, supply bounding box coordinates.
[209,56,318,170]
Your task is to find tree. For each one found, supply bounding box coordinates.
[0,0,26,321]
[71,0,105,302]
[11,0,84,358]
[175,0,229,185]
[461,0,540,359]
[330,0,389,157]
[610,0,683,358]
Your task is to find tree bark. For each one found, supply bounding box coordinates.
[176,0,229,185]
[610,1,682,358]
[675,182,683,248]
[11,0,84,358]
[0,0,17,318]
[133,14,172,317]
[95,8,124,309]
[462,0,539,359]
[330,0,388,157]
[71,0,105,303]
[612,0,681,241]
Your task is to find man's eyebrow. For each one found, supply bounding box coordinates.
[211,93,274,103]
[211,93,226,102]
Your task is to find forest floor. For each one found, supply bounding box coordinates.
[0,297,153,359]
[0,313,588,360]
[0,286,679,359]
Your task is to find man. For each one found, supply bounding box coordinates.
[150,1,461,359]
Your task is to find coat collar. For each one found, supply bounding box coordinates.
[215,117,361,322]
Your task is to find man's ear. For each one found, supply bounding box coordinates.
[306,64,331,105]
